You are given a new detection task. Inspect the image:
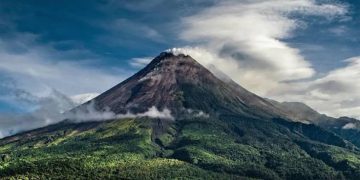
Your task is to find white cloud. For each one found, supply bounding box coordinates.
[0,35,128,96]
[185,109,210,118]
[328,25,348,36]
[71,93,100,105]
[98,18,164,45]
[270,57,360,119]
[0,89,77,138]
[178,0,347,95]
[67,103,174,122]
[111,19,163,40]
[0,91,174,138]
[134,106,173,120]
[306,57,360,119]
[129,57,153,68]
[343,123,356,129]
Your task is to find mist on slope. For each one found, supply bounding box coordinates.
[0,88,175,138]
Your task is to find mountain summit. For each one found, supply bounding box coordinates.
[92,52,285,119]
[1,52,360,179]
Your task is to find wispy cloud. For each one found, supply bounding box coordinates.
[343,123,356,129]
[70,93,99,105]
[0,88,76,138]
[178,0,347,94]
[129,57,153,68]
[328,25,348,36]
[280,57,360,119]
[70,104,174,123]
[0,89,175,138]
[0,33,128,96]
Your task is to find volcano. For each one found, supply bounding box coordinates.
[1,52,360,179]
[91,52,286,119]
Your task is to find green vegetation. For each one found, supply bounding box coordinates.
[0,115,360,179]
[0,118,240,179]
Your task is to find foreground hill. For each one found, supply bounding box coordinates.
[1,52,360,179]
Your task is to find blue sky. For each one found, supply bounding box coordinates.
[0,0,357,73]
[0,0,360,120]
[288,0,360,73]
[0,0,211,67]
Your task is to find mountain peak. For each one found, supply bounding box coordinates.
[156,51,190,59]
[91,51,217,116]
[87,51,287,120]
[144,51,199,69]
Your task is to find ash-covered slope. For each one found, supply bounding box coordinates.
[91,52,285,119]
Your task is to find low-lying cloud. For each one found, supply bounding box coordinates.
[0,90,175,138]
[0,89,76,138]
[68,102,174,122]
[343,123,357,130]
